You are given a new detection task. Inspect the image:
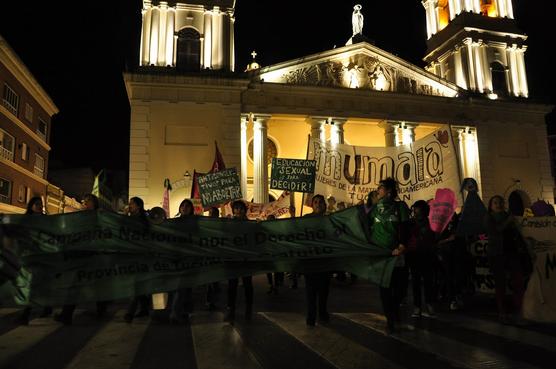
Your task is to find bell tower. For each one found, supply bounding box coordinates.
[139,0,236,72]
[422,0,528,98]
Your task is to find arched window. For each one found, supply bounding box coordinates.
[490,62,508,97]
[437,0,450,30]
[176,28,201,72]
[480,0,497,17]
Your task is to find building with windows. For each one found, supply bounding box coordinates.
[0,34,58,213]
[125,0,553,215]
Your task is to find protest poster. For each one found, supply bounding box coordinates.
[307,125,461,206]
[520,217,556,323]
[223,191,292,220]
[428,188,457,233]
[270,158,316,193]
[197,168,242,207]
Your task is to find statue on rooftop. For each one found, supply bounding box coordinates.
[352,4,364,36]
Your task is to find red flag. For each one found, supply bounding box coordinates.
[210,141,226,173]
[190,170,205,215]
[162,178,171,217]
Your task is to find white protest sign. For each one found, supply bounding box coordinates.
[307,126,461,206]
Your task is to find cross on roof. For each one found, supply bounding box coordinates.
[251,50,257,59]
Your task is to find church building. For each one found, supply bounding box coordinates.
[125,0,553,215]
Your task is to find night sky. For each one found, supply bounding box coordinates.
[0,1,554,175]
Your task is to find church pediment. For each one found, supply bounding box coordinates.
[257,42,459,98]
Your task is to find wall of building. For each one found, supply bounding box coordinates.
[129,100,242,211]
[126,72,554,214]
[0,161,46,210]
[477,120,554,206]
[0,37,57,213]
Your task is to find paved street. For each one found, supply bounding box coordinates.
[0,275,555,369]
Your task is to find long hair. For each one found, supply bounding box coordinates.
[379,177,398,199]
[487,195,505,213]
[411,199,430,217]
[25,196,43,215]
[82,193,99,210]
[177,199,194,217]
[231,200,247,213]
[129,196,147,217]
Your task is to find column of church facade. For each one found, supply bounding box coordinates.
[472,41,484,92]
[464,39,477,91]
[141,8,153,65]
[149,7,160,66]
[203,11,212,69]
[211,7,222,70]
[506,46,520,97]
[253,116,269,204]
[516,48,528,97]
[480,43,492,93]
[453,46,467,89]
[165,8,175,66]
[229,15,235,72]
[240,114,249,199]
[330,119,347,145]
[309,118,326,143]
[157,4,167,66]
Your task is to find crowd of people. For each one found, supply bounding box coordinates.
[0,177,534,333]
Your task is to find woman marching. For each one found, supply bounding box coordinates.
[16,197,53,325]
[169,199,196,324]
[367,178,411,334]
[484,195,526,325]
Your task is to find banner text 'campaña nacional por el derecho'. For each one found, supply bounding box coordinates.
[307,125,462,206]
[0,207,396,306]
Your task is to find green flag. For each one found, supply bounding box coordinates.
[0,207,396,306]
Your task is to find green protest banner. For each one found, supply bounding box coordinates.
[197,168,242,207]
[270,158,316,193]
[0,207,396,306]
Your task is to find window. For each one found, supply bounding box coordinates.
[480,0,497,17]
[34,154,44,178]
[24,103,34,122]
[21,142,29,160]
[0,177,11,204]
[37,118,47,140]
[176,28,201,72]
[437,0,450,30]
[0,128,15,161]
[2,83,19,116]
[25,186,31,204]
[18,185,25,203]
[491,62,508,97]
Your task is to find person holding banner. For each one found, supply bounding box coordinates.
[54,194,109,325]
[169,199,196,324]
[303,194,332,326]
[15,197,53,325]
[484,195,526,325]
[265,214,284,295]
[124,197,151,323]
[367,178,410,334]
[205,206,221,311]
[406,200,437,318]
[224,200,254,323]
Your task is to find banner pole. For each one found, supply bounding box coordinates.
[300,134,312,217]
[448,124,465,205]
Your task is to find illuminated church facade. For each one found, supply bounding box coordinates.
[125,0,553,215]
